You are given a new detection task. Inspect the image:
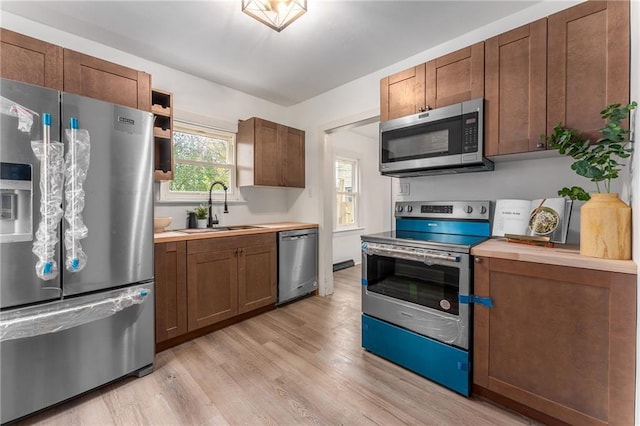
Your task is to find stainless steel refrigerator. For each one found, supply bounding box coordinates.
[0,78,155,423]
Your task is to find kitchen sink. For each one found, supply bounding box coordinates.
[177,225,264,234]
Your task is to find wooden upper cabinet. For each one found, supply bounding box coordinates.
[547,0,629,141]
[254,118,281,186]
[0,28,63,90]
[63,49,151,111]
[425,42,484,109]
[485,19,547,156]
[380,64,426,122]
[237,117,305,188]
[281,125,305,188]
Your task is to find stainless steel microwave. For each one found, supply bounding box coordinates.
[379,98,493,177]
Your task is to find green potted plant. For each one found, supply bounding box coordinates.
[543,101,637,259]
[192,204,208,229]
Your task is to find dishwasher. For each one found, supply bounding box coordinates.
[278,228,318,305]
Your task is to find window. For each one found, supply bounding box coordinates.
[335,157,359,230]
[160,121,236,201]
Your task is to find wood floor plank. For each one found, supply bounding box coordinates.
[16,267,540,425]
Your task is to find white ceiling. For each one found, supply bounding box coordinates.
[1,1,539,107]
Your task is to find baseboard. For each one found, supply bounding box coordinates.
[333,259,355,271]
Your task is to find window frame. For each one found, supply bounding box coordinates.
[159,120,237,202]
[334,156,360,231]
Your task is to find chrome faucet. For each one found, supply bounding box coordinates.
[207,181,228,228]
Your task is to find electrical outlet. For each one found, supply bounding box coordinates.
[399,182,410,195]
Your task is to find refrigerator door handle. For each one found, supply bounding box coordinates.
[0,286,150,342]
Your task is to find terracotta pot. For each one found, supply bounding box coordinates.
[580,193,631,260]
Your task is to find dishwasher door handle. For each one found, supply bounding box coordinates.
[283,234,311,241]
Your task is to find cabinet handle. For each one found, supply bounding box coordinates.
[474,257,482,263]
[536,142,544,149]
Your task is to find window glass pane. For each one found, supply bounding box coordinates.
[336,193,355,226]
[336,160,354,193]
[169,164,230,192]
[174,131,229,163]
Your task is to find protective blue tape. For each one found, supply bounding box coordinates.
[459,294,493,308]
[43,262,52,275]
[361,278,368,286]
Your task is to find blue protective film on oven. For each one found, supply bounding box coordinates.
[361,278,368,286]
[459,294,493,308]
[396,218,491,237]
[394,230,488,247]
[362,314,470,396]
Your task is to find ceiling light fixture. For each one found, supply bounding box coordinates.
[241,0,307,32]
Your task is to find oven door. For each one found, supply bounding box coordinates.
[361,241,470,350]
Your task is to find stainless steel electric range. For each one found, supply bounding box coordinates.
[361,200,492,396]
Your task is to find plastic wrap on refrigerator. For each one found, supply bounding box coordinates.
[0,95,38,133]
[63,118,90,272]
[30,113,64,280]
[0,287,150,341]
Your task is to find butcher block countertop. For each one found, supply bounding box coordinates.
[472,238,637,275]
[154,222,318,244]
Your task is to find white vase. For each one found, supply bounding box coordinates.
[197,219,207,229]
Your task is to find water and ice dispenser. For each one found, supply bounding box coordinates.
[0,162,33,242]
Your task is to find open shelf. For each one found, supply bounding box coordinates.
[152,88,174,181]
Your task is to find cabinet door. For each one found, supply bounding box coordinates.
[237,241,277,314]
[254,118,281,186]
[187,248,238,331]
[63,49,151,111]
[154,241,187,344]
[380,64,426,122]
[0,28,63,90]
[547,1,629,141]
[280,125,305,188]
[473,257,636,425]
[425,42,484,109]
[485,20,547,156]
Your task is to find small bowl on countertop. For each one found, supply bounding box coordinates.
[154,217,172,233]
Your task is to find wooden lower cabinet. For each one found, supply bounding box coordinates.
[238,243,277,314]
[473,257,636,425]
[154,241,187,344]
[186,233,277,331]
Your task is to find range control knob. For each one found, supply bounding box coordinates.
[480,206,487,214]
[464,205,473,214]
[396,205,404,213]
[406,205,413,213]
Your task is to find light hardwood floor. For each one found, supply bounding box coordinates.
[18,267,538,425]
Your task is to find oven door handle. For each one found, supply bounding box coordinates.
[363,243,460,263]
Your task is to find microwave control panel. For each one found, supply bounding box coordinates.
[462,112,479,153]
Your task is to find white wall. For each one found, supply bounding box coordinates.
[630,0,640,422]
[0,11,302,230]
[331,129,392,266]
